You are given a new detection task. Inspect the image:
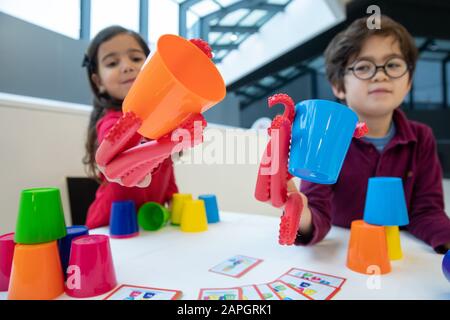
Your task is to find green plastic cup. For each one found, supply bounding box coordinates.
[15,188,67,244]
[138,202,170,231]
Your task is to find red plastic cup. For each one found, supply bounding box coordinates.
[0,233,15,291]
[65,235,117,298]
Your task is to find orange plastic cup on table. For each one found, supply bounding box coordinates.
[346,220,391,275]
[8,241,64,300]
[123,34,226,139]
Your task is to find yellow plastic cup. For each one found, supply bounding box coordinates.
[385,226,403,260]
[123,34,226,139]
[180,200,208,233]
[170,193,193,225]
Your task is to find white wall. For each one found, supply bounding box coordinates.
[0,93,90,234]
[444,180,450,215]
[0,93,279,235]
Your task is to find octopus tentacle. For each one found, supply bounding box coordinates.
[254,93,300,245]
[96,112,207,187]
[189,38,213,59]
[279,193,304,245]
[353,122,368,138]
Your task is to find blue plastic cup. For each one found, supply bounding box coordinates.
[58,225,89,278]
[110,201,139,238]
[363,177,409,226]
[288,99,358,184]
[443,250,450,282]
[198,195,220,223]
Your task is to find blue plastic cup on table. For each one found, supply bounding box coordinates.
[110,200,139,239]
[58,225,89,278]
[443,250,450,282]
[363,177,409,226]
[198,194,220,223]
[288,99,358,184]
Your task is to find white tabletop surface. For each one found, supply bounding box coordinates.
[1,211,449,300]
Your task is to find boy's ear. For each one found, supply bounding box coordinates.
[331,84,346,100]
[406,78,412,93]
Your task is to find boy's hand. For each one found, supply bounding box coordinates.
[287,179,308,206]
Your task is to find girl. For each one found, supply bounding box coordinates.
[82,26,178,229]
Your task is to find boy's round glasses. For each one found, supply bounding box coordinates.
[347,57,411,80]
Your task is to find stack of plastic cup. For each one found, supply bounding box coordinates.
[65,235,117,298]
[346,177,409,275]
[198,194,220,223]
[8,188,67,300]
[363,177,409,260]
[180,200,208,232]
[0,233,15,292]
[170,193,193,225]
[138,202,170,231]
[58,226,89,278]
[110,200,139,239]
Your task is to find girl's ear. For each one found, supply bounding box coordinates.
[91,73,105,93]
[331,84,346,100]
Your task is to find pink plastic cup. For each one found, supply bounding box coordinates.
[0,233,15,291]
[65,235,117,298]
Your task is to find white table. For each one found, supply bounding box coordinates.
[1,211,449,300]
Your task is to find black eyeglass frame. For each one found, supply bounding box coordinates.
[346,57,412,80]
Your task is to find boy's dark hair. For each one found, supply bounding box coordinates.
[82,26,150,180]
[324,15,418,93]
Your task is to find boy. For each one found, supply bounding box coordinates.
[290,15,450,253]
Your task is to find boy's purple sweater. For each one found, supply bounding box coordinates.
[297,109,450,253]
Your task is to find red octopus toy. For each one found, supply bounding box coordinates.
[95,39,212,188]
[254,94,368,246]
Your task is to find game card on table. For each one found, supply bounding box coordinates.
[198,287,243,300]
[209,254,263,278]
[284,268,346,288]
[104,284,182,300]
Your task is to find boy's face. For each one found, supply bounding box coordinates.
[332,35,412,118]
[92,33,147,100]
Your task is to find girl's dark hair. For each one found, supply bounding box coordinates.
[82,26,150,180]
[324,15,418,93]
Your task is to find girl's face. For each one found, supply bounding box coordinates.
[92,33,147,100]
[332,35,412,119]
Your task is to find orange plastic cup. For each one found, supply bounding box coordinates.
[346,220,391,275]
[8,241,64,300]
[123,34,226,139]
